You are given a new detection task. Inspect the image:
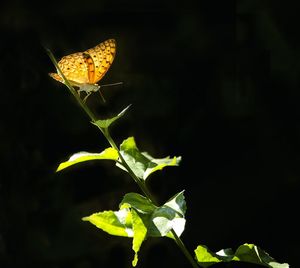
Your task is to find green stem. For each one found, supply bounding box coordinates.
[46,48,96,121]
[171,230,199,268]
[103,128,199,268]
[102,128,154,201]
[47,48,199,268]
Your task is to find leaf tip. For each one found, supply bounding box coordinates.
[132,253,138,267]
[81,216,89,221]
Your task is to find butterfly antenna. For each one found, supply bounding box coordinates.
[101,82,123,87]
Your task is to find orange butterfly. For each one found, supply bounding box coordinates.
[49,39,116,101]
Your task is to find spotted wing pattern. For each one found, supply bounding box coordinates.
[85,39,116,84]
[49,39,116,86]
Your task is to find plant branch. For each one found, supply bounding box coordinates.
[171,230,199,268]
[46,49,96,122]
[103,129,199,268]
[47,49,199,268]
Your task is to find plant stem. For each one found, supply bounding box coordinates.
[103,129,199,268]
[46,49,97,121]
[102,129,154,200]
[171,230,199,268]
[47,48,199,268]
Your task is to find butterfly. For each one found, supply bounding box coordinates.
[49,39,116,102]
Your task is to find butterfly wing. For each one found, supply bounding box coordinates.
[49,52,90,85]
[49,39,116,87]
[49,72,63,83]
[83,52,96,84]
[85,39,116,84]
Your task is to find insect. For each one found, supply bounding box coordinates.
[49,39,117,102]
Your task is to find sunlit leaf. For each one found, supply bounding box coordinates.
[56,147,118,171]
[120,193,157,214]
[163,190,186,216]
[143,153,181,180]
[131,209,147,267]
[121,191,186,238]
[151,191,186,238]
[233,244,289,268]
[195,243,289,268]
[117,137,181,180]
[84,191,186,267]
[82,208,133,237]
[93,105,131,129]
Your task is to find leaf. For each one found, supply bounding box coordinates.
[121,191,186,238]
[194,245,230,267]
[120,193,157,214]
[151,191,186,238]
[143,152,181,179]
[195,243,289,268]
[163,190,186,216]
[93,105,131,129]
[82,202,148,267]
[117,137,181,180]
[82,208,133,237]
[56,147,118,171]
[84,191,186,267]
[233,244,289,268]
[131,209,147,267]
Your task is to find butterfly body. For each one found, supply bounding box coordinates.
[49,39,116,101]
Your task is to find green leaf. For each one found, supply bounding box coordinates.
[93,105,131,129]
[143,152,181,179]
[194,245,230,267]
[121,191,186,238]
[151,191,186,238]
[82,204,148,267]
[84,191,186,267]
[123,191,186,264]
[163,190,186,216]
[131,209,147,267]
[82,208,133,237]
[120,193,157,214]
[117,137,181,180]
[233,244,289,268]
[195,243,289,268]
[56,147,118,171]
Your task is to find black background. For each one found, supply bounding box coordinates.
[0,0,299,267]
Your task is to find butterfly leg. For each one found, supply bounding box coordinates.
[77,88,89,102]
[83,92,92,103]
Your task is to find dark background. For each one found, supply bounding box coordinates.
[0,0,299,267]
